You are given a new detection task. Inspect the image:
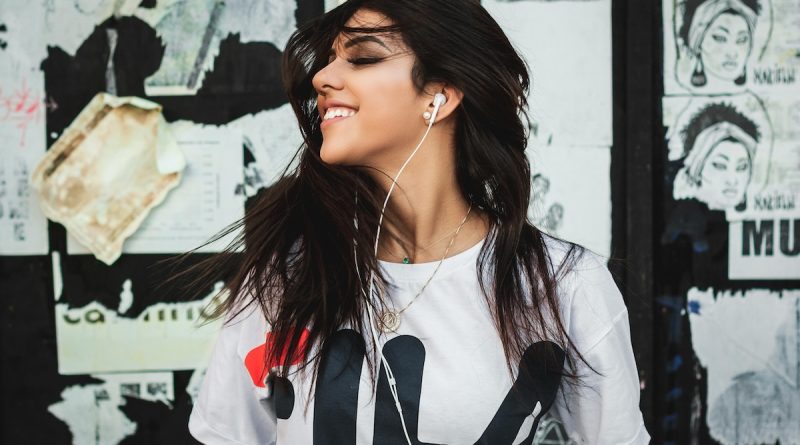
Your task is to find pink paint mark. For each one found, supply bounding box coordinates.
[0,78,45,148]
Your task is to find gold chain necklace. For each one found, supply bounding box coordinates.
[378,202,473,333]
[382,221,472,264]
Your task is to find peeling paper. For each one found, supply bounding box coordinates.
[66,120,244,255]
[688,288,800,445]
[43,0,141,57]
[48,372,174,445]
[30,93,186,265]
[56,282,224,374]
[231,103,303,190]
[133,0,298,96]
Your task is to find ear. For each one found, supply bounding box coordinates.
[424,83,464,123]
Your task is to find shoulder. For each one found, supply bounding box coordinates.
[542,235,628,352]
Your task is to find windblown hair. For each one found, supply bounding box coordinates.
[165,0,594,396]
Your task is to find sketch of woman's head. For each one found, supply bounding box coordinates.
[679,0,760,87]
[674,103,760,210]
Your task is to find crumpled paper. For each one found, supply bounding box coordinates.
[30,92,186,264]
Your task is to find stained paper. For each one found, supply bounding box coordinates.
[30,93,186,265]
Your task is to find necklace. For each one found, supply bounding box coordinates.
[378,202,473,333]
[382,223,470,264]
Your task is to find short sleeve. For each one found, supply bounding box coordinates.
[189,305,278,445]
[548,251,651,444]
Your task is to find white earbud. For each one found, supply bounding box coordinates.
[424,93,447,124]
[434,92,447,107]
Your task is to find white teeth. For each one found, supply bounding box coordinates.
[324,107,357,121]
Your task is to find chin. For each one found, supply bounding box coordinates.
[319,143,349,165]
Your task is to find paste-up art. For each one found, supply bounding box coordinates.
[526,145,611,257]
[688,287,800,445]
[30,93,187,265]
[664,93,774,220]
[664,0,774,95]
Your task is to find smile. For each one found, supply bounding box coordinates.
[321,107,357,129]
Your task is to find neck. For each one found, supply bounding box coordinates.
[367,126,490,264]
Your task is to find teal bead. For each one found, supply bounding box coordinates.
[402,257,410,264]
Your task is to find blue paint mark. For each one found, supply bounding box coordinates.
[667,355,683,373]
[665,387,683,401]
[662,414,678,430]
[688,300,701,315]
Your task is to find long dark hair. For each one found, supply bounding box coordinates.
[167,0,594,395]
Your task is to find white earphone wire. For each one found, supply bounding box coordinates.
[353,93,446,445]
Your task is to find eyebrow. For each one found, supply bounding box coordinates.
[715,26,731,34]
[343,35,390,50]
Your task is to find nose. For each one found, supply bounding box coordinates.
[312,58,345,97]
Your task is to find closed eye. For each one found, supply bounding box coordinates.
[347,57,383,65]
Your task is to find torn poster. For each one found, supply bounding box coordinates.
[48,371,174,445]
[526,145,612,257]
[132,0,298,95]
[688,287,800,445]
[55,280,224,374]
[30,93,187,265]
[67,120,244,255]
[728,184,800,280]
[483,0,613,147]
[664,0,800,96]
[43,0,140,57]
[230,103,303,194]
[0,3,49,255]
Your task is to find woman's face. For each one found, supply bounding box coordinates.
[311,9,430,168]
[697,139,752,209]
[699,12,753,81]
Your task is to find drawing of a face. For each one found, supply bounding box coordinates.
[696,140,751,209]
[531,174,550,202]
[700,12,752,81]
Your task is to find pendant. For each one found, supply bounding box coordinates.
[402,257,410,264]
[379,310,401,333]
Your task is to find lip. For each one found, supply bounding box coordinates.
[722,60,738,70]
[722,188,739,198]
[321,113,355,130]
[320,99,358,116]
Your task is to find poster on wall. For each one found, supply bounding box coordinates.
[0,3,49,255]
[52,251,224,374]
[482,0,613,148]
[64,121,245,256]
[663,0,800,97]
[663,93,800,280]
[688,287,800,445]
[132,0,300,95]
[526,145,612,257]
[48,372,175,444]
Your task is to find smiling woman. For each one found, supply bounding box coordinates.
[182,1,650,444]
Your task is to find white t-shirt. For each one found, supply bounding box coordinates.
[189,235,650,444]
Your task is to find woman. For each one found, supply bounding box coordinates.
[673,102,760,211]
[186,1,649,443]
[677,0,760,89]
